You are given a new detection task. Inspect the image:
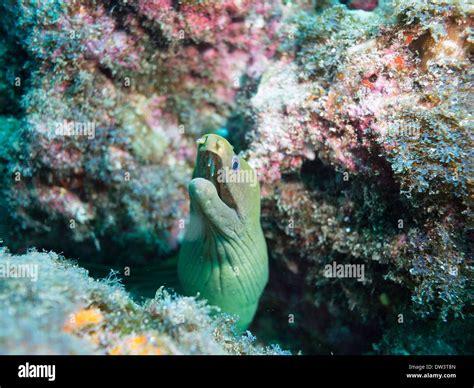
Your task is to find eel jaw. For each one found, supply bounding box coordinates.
[194,149,238,212]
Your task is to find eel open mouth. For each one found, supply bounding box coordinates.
[193,149,238,212]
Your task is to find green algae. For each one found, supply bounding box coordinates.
[0,247,289,355]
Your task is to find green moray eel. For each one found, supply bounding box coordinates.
[178,134,269,331]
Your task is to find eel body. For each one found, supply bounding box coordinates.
[178,134,268,331]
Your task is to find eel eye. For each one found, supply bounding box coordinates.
[231,156,240,171]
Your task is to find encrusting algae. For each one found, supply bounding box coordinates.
[0,0,472,355]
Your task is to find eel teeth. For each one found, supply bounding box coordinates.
[208,156,215,177]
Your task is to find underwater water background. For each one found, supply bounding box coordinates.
[0,0,472,355]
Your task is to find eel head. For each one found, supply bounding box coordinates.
[189,134,260,236]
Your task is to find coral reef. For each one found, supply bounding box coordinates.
[343,0,379,12]
[372,312,474,355]
[0,0,282,264]
[0,0,472,355]
[0,247,288,355]
[242,1,473,353]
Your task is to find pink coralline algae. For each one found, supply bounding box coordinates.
[1,0,472,355]
[244,2,472,350]
[347,0,379,12]
[1,0,282,263]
